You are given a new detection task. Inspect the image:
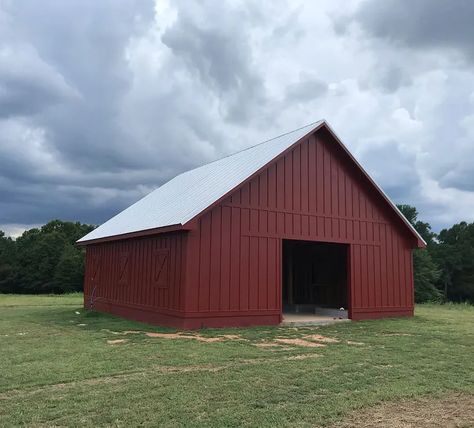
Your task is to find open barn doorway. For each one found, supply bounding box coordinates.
[282,240,349,323]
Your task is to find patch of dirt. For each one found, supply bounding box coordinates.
[220,334,248,341]
[254,342,282,348]
[145,332,198,339]
[254,342,295,351]
[347,340,365,346]
[107,339,127,345]
[274,338,326,348]
[101,329,143,335]
[195,337,224,343]
[145,332,246,343]
[303,334,339,343]
[285,354,321,361]
[380,333,413,337]
[328,393,474,428]
[101,329,246,343]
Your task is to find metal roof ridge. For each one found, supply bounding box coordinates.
[177,120,324,177]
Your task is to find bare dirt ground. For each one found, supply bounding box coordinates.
[330,393,474,428]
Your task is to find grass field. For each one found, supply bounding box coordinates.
[1,294,473,427]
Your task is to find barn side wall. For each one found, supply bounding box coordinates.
[183,128,415,327]
[83,231,188,327]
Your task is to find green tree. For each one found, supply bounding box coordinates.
[53,243,85,293]
[432,222,474,302]
[397,204,436,246]
[0,231,16,293]
[397,204,441,302]
[2,220,95,294]
[412,249,442,303]
[15,228,67,292]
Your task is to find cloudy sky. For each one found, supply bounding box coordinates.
[1,0,473,237]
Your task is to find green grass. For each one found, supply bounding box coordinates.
[1,294,473,427]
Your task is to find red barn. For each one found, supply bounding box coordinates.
[78,121,425,329]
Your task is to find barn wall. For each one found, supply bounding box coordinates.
[184,128,414,326]
[83,231,187,326]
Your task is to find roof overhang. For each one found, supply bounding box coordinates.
[76,223,188,246]
[181,120,426,249]
[76,120,426,249]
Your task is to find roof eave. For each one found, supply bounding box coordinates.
[76,223,188,246]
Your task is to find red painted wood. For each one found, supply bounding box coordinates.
[83,232,186,314]
[83,127,418,328]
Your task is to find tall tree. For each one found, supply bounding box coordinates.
[397,205,442,302]
[2,220,95,294]
[397,204,437,246]
[0,231,16,293]
[53,243,85,293]
[433,222,474,302]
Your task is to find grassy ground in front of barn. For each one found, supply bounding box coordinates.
[1,294,473,427]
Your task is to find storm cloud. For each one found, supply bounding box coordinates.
[1,0,474,236]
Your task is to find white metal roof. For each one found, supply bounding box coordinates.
[78,121,324,243]
[78,120,425,246]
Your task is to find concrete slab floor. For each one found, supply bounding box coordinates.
[282,313,350,326]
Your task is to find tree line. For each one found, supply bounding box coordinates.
[397,205,474,303]
[0,211,473,303]
[0,220,94,294]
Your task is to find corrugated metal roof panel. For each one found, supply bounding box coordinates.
[78,121,323,242]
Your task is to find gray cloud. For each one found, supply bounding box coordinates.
[285,76,328,102]
[350,0,474,62]
[359,64,412,94]
[0,0,474,236]
[0,45,78,118]
[357,140,421,201]
[0,0,157,228]
[161,1,268,123]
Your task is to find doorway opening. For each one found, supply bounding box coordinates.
[282,239,349,322]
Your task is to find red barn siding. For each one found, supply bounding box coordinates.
[82,126,417,328]
[183,129,415,327]
[83,232,188,327]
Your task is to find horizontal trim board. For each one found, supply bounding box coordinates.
[223,204,391,226]
[243,233,381,246]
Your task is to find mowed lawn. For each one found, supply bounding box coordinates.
[1,295,473,427]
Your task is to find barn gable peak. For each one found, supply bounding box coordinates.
[78,120,425,247]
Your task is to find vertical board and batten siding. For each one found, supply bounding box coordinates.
[83,232,187,326]
[184,128,415,325]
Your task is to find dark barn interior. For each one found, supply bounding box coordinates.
[282,240,348,317]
